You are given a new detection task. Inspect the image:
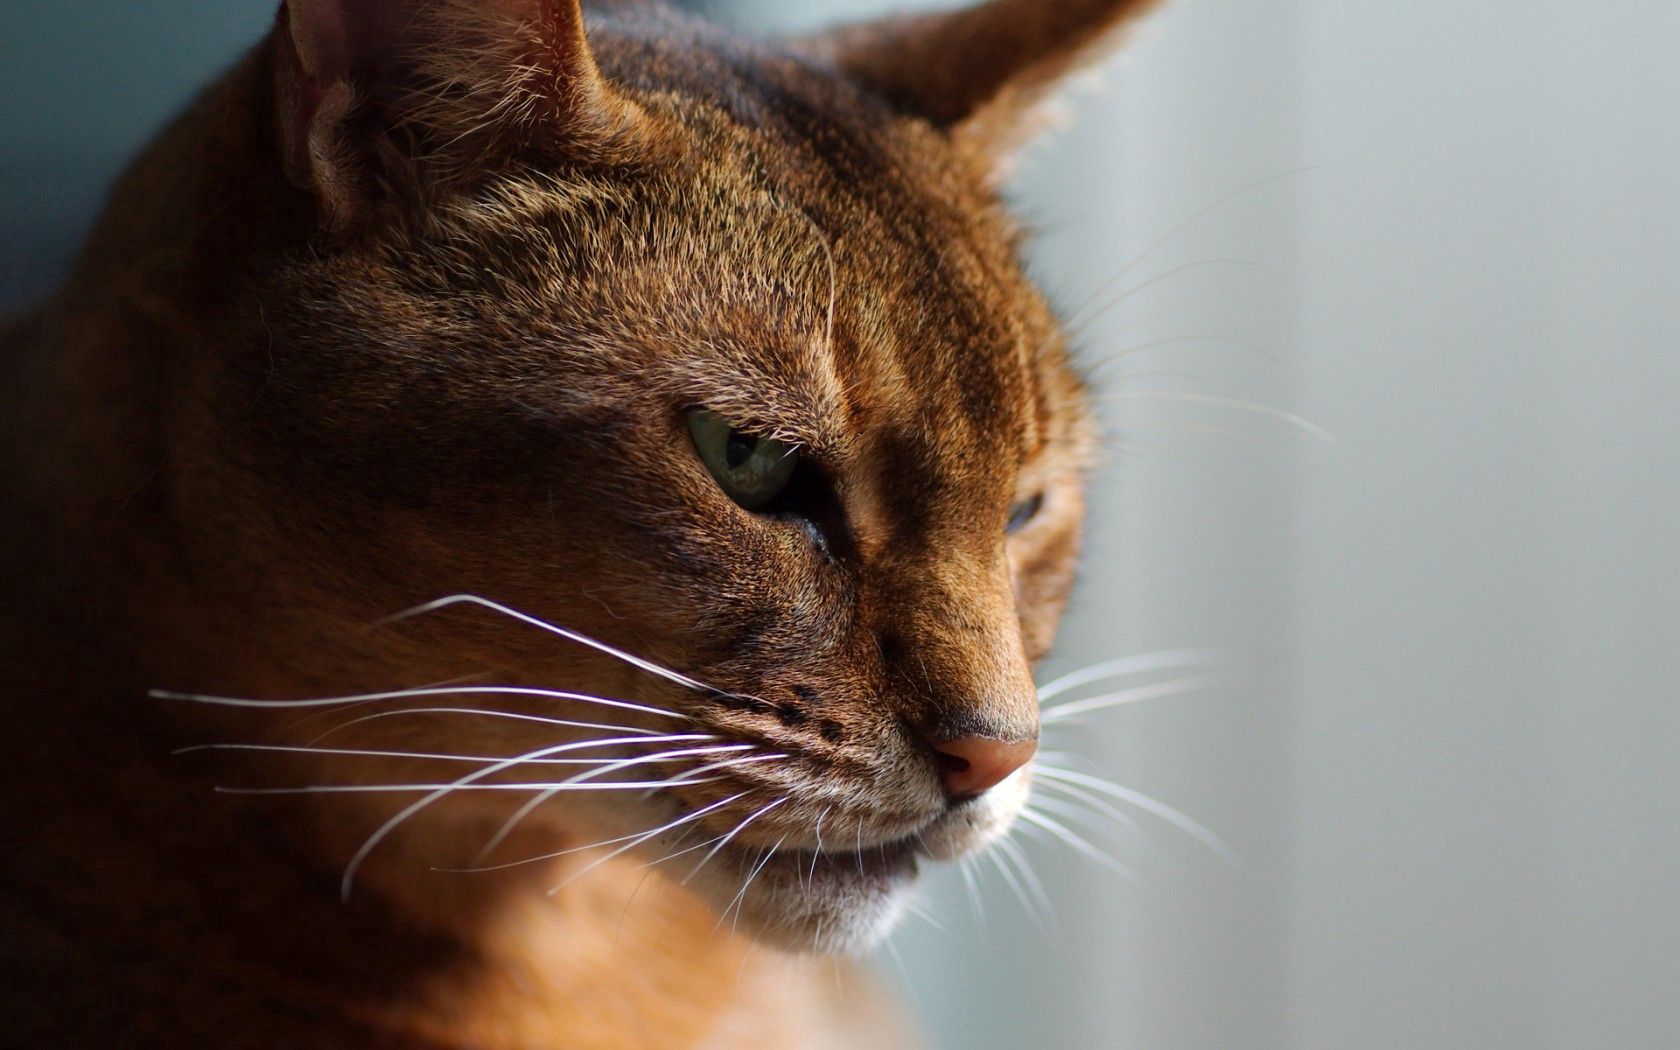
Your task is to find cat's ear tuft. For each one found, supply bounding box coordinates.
[274,0,648,230]
[803,0,1164,172]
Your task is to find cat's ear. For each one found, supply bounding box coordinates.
[273,0,647,229]
[804,0,1163,170]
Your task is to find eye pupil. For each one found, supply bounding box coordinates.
[688,409,801,512]
[725,432,756,469]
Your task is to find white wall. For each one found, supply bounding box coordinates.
[1286,4,1680,1046]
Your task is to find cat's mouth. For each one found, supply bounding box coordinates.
[667,793,934,893]
[716,829,923,887]
[668,789,1023,953]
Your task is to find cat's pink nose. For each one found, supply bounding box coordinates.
[931,735,1038,800]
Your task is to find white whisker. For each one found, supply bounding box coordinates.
[1072,258,1257,334]
[882,937,916,996]
[1018,807,1138,880]
[449,790,750,874]
[1097,390,1335,444]
[333,732,711,898]
[1098,415,1284,455]
[1086,334,1275,374]
[722,834,786,934]
[305,706,670,746]
[783,201,837,362]
[476,743,754,859]
[806,806,830,893]
[556,792,782,895]
[985,839,1050,931]
[153,684,686,722]
[175,741,699,764]
[679,795,790,887]
[994,836,1056,928]
[1036,649,1220,702]
[649,818,748,869]
[1065,164,1318,331]
[958,856,989,942]
[379,594,714,693]
[1031,773,1145,836]
[673,752,787,782]
[903,898,948,935]
[1041,672,1223,723]
[1033,765,1238,864]
[217,779,719,795]
[276,670,498,735]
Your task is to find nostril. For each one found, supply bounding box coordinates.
[929,735,1037,801]
[933,749,972,777]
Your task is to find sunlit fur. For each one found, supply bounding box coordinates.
[0,0,1163,1045]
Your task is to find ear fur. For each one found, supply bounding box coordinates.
[274,0,647,230]
[803,0,1165,166]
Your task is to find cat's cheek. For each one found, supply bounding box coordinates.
[1012,534,1084,662]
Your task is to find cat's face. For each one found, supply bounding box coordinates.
[164,0,1136,952]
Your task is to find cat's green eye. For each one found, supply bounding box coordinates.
[688,409,800,511]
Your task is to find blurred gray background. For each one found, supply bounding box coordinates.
[5,1,1676,1047]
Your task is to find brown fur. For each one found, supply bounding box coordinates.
[0,0,1158,1045]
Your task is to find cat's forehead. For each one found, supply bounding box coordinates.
[349,26,1076,509]
[559,145,1051,475]
[594,14,1061,445]
[408,134,1050,442]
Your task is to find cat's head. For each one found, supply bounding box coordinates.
[150,0,1156,952]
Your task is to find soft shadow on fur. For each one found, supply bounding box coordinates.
[0,1,1163,1045]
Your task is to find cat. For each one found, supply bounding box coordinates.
[0,0,1161,1045]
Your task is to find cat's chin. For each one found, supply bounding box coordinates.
[684,835,923,954]
[683,778,1031,954]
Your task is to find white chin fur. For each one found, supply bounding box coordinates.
[734,869,916,954]
[678,768,1032,954]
